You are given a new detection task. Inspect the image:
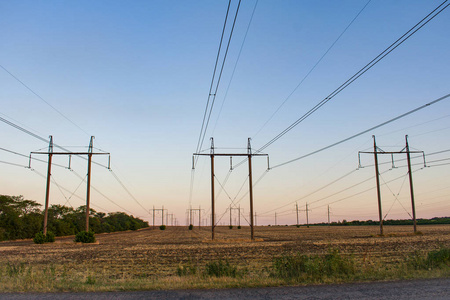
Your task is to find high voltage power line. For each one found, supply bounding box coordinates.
[253,0,372,138]
[194,0,241,161]
[271,93,450,169]
[0,64,91,136]
[255,0,450,153]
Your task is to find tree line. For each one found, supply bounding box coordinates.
[0,194,149,241]
[313,217,450,227]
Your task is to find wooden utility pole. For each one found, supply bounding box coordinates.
[359,135,425,235]
[210,138,215,239]
[247,138,255,239]
[193,138,269,240]
[30,136,110,233]
[188,206,202,227]
[86,136,93,232]
[43,136,53,235]
[296,203,299,226]
[328,205,330,226]
[151,207,167,226]
[405,135,417,233]
[306,203,309,228]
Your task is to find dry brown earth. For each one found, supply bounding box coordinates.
[1,225,449,281]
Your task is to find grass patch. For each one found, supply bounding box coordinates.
[271,249,355,282]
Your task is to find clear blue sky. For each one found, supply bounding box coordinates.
[1,0,449,226]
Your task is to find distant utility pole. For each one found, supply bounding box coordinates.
[359,135,425,234]
[306,203,310,228]
[193,138,269,240]
[30,136,110,234]
[296,203,299,226]
[275,212,277,226]
[328,205,330,226]
[151,206,167,227]
[187,206,202,227]
[229,205,241,227]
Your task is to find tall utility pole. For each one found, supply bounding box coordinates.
[43,136,53,235]
[405,135,417,233]
[210,138,215,239]
[86,137,93,232]
[296,203,299,226]
[275,212,277,226]
[373,136,383,235]
[359,135,425,235]
[193,138,269,240]
[30,136,110,233]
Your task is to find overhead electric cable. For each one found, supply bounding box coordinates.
[110,169,149,213]
[257,1,450,152]
[196,0,242,162]
[0,64,90,136]
[195,0,232,157]
[271,92,450,169]
[253,0,371,138]
[213,0,259,134]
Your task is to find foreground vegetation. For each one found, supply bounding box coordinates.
[0,225,449,292]
[0,195,148,241]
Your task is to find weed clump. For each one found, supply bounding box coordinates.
[159,225,166,230]
[188,224,193,230]
[75,231,96,243]
[205,260,238,278]
[408,247,450,270]
[272,249,355,281]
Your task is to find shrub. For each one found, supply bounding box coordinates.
[408,247,450,270]
[75,231,96,243]
[238,226,241,229]
[33,232,46,244]
[204,260,238,278]
[45,231,55,243]
[188,224,193,230]
[159,225,166,230]
[229,225,233,229]
[426,247,450,268]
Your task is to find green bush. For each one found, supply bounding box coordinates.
[188,224,193,230]
[45,231,55,243]
[75,231,96,243]
[408,247,450,270]
[33,232,46,244]
[238,226,241,229]
[426,247,450,268]
[229,225,233,229]
[159,225,166,230]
